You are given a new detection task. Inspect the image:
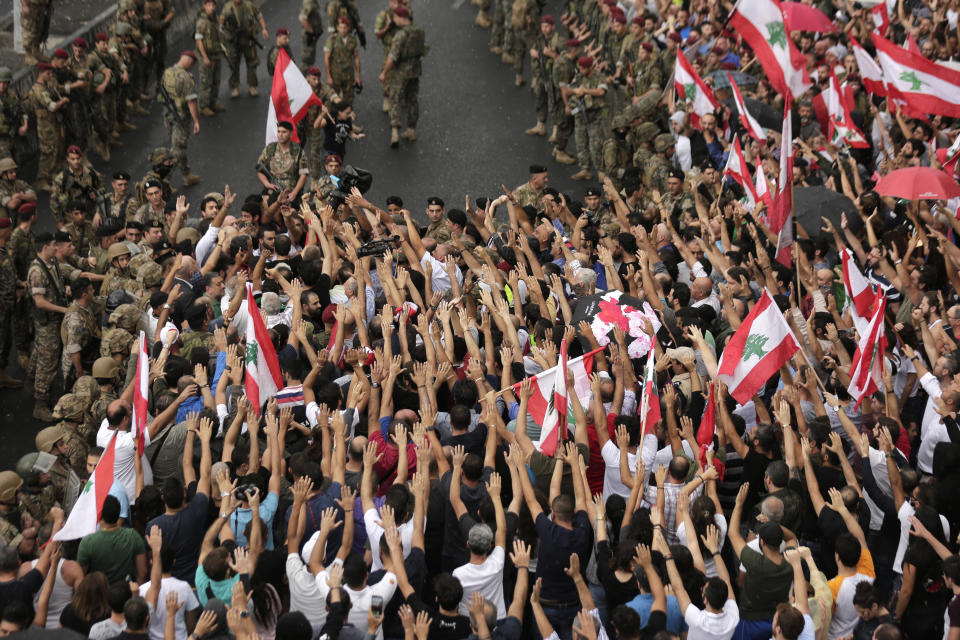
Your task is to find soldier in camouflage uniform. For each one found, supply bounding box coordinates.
[7,204,35,371]
[524,16,558,138]
[51,146,104,229]
[99,243,137,297]
[0,158,37,220]
[63,39,96,155]
[512,165,548,209]
[659,166,694,218]
[566,56,607,182]
[380,7,424,147]
[15,453,61,526]
[60,277,99,385]
[300,0,324,68]
[324,19,361,107]
[196,0,225,117]
[0,68,28,164]
[34,425,80,508]
[27,63,69,192]
[305,68,341,178]
[141,0,175,88]
[311,153,342,206]
[257,121,309,200]
[508,0,539,87]
[660,31,681,80]
[100,327,136,378]
[112,21,149,122]
[602,115,633,187]
[107,171,139,224]
[551,39,579,166]
[20,0,53,65]
[488,0,507,55]
[136,147,177,205]
[71,375,101,442]
[0,472,29,555]
[374,0,401,113]
[632,42,662,97]
[221,0,268,98]
[90,356,121,432]
[423,196,452,243]
[630,120,661,171]
[327,0,364,38]
[63,201,97,258]
[267,28,294,77]
[0,218,21,387]
[645,133,676,195]
[51,395,92,474]
[27,233,67,420]
[160,52,201,187]
[88,34,123,158]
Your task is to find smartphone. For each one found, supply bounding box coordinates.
[370,595,384,617]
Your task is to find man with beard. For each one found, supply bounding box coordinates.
[135,147,178,205]
[107,171,139,224]
[689,112,726,170]
[50,145,104,230]
[0,158,37,220]
[301,288,325,332]
[797,99,821,140]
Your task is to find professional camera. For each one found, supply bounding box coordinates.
[328,164,374,211]
[357,235,400,258]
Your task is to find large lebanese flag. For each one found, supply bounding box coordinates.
[841,247,873,319]
[769,100,793,267]
[729,0,811,100]
[824,68,869,149]
[850,38,887,96]
[54,433,116,540]
[848,290,888,408]
[265,48,323,144]
[717,290,800,403]
[639,345,661,437]
[245,283,283,415]
[755,162,773,212]
[675,49,720,129]
[723,137,758,209]
[873,35,960,118]
[728,73,767,142]
[132,331,149,456]
[513,347,602,456]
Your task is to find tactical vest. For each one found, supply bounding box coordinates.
[402,26,425,60]
[31,257,66,325]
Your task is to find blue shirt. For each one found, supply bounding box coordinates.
[285,481,345,565]
[626,593,688,634]
[229,491,279,549]
[176,351,226,423]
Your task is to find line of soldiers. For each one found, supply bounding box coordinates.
[476,0,684,192]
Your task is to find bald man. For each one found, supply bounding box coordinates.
[691,276,720,314]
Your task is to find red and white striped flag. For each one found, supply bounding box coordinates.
[850,38,887,96]
[841,247,874,320]
[729,0,811,100]
[245,283,283,415]
[717,290,800,404]
[723,137,759,209]
[132,331,149,456]
[871,4,890,35]
[755,162,773,212]
[675,49,720,129]
[728,73,767,142]
[848,290,888,408]
[770,100,794,267]
[265,48,323,143]
[874,34,960,118]
[54,433,117,540]
[825,68,870,149]
[513,347,602,456]
[639,346,661,437]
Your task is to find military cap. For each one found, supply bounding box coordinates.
[0,158,16,172]
[143,179,163,192]
[137,261,163,287]
[325,153,342,164]
[115,22,133,36]
[148,146,173,164]
[66,145,83,155]
[181,50,197,61]
[92,356,121,379]
[565,38,581,48]
[611,115,627,130]
[631,16,643,25]
[0,219,10,230]
[612,12,626,23]
[667,31,682,43]
[426,196,444,207]
[52,393,86,421]
[54,231,71,243]
[106,242,132,261]
[633,92,660,117]
[306,66,322,76]
[95,32,109,42]
[529,164,547,174]
[541,15,555,24]
[52,48,69,59]
[276,27,289,35]
[641,41,653,52]
[654,133,676,153]
[100,327,135,356]
[585,186,602,197]
[0,67,12,82]
[128,252,151,271]
[36,62,53,71]
[110,303,142,332]
[96,223,119,237]
[73,37,88,49]
[668,167,684,180]
[72,375,100,404]
[393,6,410,18]
[577,56,594,67]
[35,424,66,452]
[176,227,200,245]
[16,453,42,486]
[35,231,54,246]
[113,171,131,181]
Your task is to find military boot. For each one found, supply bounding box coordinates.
[490,46,502,55]
[400,128,416,141]
[525,121,546,136]
[382,97,390,112]
[501,52,515,65]
[475,10,491,27]
[212,103,226,112]
[570,168,593,180]
[0,370,22,388]
[119,121,137,132]
[34,179,52,192]
[231,87,240,98]
[132,103,150,116]
[183,173,200,186]
[32,400,53,422]
[553,148,575,165]
[548,125,557,143]
[248,86,259,97]
[390,128,400,148]
[515,74,525,87]
[200,106,215,117]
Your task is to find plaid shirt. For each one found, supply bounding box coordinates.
[642,480,704,546]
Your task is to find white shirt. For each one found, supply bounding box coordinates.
[363,508,416,572]
[453,546,507,619]
[139,576,199,640]
[677,514,728,578]
[683,600,739,640]
[97,421,153,503]
[828,573,873,640]
[893,502,950,575]
[917,372,947,474]
[420,252,463,294]
[344,572,398,640]
[195,224,219,267]
[286,553,332,634]
[601,440,638,501]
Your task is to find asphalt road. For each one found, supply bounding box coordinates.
[0,0,585,468]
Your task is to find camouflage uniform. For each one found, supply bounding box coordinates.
[0,176,35,220]
[60,300,100,382]
[100,266,137,298]
[8,227,34,359]
[26,77,65,185]
[509,0,539,76]
[195,9,224,110]
[661,190,694,217]
[63,220,96,258]
[135,148,177,205]
[513,181,543,209]
[108,191,139,222]
[326,0,360,32]
[0,243,15,368]
[20,0,53,62]
[18,486,59,525]
[324,33,359,106]
[141,0,173,84]
[300,0,324,68]
[602,117,633,186]
[306,84,339,177]
[0,514,22,549]
[386,23,425,131]
[424,219,452,243]
[63,54,93,152]
[221,0,263,90]
[160,64,197,176]
[374,8,398,106]
[51,166,103,227]
[0,88,27,163]
[27,254,66,404]
[552,53,576,154]
[181,329,214,361]
[257,141,309,192]
[571,70,607,174]
[530,31,559,126]
[632,50,663,97]
[89,390,118,435]
[86,46,121,148]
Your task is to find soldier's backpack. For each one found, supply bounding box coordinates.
[402,25,426,59]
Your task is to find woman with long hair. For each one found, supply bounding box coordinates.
[58,572,110,635]
[894,504,949,639]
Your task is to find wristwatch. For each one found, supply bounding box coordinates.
[370,382,380,389]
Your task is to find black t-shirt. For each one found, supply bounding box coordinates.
[147,482,209,585]
[439,467,493,566]
[405,591,472,640]
[742,450,775,514]
[60,602,108,636]
[370,547,426,640]
[0,568,43,617]
[441,423,488,459]
[323,118,353,158]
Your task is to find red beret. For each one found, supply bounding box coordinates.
[321,304,337,325]
[631,16,643,25]
[72,37,87,49]
[720,61,737,70]
[66,145,83,155]
[641,42,653,52]
[276,27,289,35]
[95,32,109,42]
[36,62,52,71]
[337,16,350,26]
[181,50,197,60]
[17,202,36,216]
[541,14,555,24]
[306,66,322,76]
[612,12,626,23]
[577,55,593,67]
[0,218,10,229]
[53,48,69,59]
[711,46,724,55]
[393,6,410,18]
[325,153,342,164]
[565,38,581,48]
[667,31,682,43]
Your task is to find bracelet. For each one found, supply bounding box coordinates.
[220,492,231,498]
[219,513,230,519]
[664,555,674,561]
[713,551,722,557]
[344,509,353,513]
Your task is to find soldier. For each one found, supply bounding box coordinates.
[601,115,633,186]
[100,242,135,297]
[423,196,452,243]
[508,0,539,87]
[379,7,424,147]
[135,147,178,205]
[660,31,681,80]
[630,120,661,170]
[88,34,122,159]
[61,276,100,385]
[196,0,226,117]
[311,152,342,207]
[566,56,607,181]
[305,68,341,178]
[64,39,95,154]
[374,0,401,113]
[135,179,167,225]
[159,52,202,187]
[300,0,324,68]
[659,167,694,218]
[0,472,31,555]
[20,0,53,65]
[257,121,309,200]
[221,0,269,98]
[551,39,579,166]
[26,63,69,192]
[34,425,81,507]
[15,453,62,524]
[267,28,294,77]
[89,223,122,276]
[524,15,558,138]
[63,200,97,257]
[0,158,37,220]
[27,232,68,420]
[0,68,29,164]
[0,218,21,388]
[107,171,139,224]
[513,165,548,209]
[90,356,121,429]
[632,42,662,97]
[325,18,361,107]
[645,133,676,195]
[49,395,92,475]
[51,146,104,229]
[7,204,35,371]
[112,21,150,121]
[141,0,175,87]
[327,0,364,42]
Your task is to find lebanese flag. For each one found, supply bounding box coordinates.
[265,48,323,144]
[850,38,887,96]
[132,331,149,456]
[53,433,116,540]
[871,4,890,35]
[696,383,716,447]
[769,100,793,269]
[245,283,283,415]
[847,290,888,408]
[906,33,922,56]
[723,137,759,209]
[874,35,960,118]
[639,346,661,437]
[841,247,873,318]
[941,131,960,174]
[729,0,811,100]
[675,49,720,129]
[755,162,773,212]
[829,116,871,149]
[729,73,767,142]
[513,346,602,456]
[717,290,801,404]
[825,68,870,148]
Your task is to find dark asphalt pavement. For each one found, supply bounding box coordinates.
[0,0,585,468]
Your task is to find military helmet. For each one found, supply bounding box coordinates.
[118,0,137,12]
[105,289,135,316]
[92,356,121,379]
[128,252,151,272]
[0,67,12,83]
[0,471,22,503]
[109,303,141,332]
[148,146,173,165]
[72,375,101,404]
[115,22,133,36]
[106,242,132,262]
[633,92,660,119]
[635,122,661,143]
[35,424,66,453]
[0,157,16,173]
[52,393,85,421]
[101,328,136,357]
[137,261,163,287]
[654,133,676,153]
[16,453,42,486]
[611,115,628,131]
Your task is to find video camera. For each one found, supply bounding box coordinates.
[357,235,400,258]
[328,164,373,210]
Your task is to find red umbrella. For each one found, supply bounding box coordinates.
[781,2,837,32]
[874,167,960,200]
